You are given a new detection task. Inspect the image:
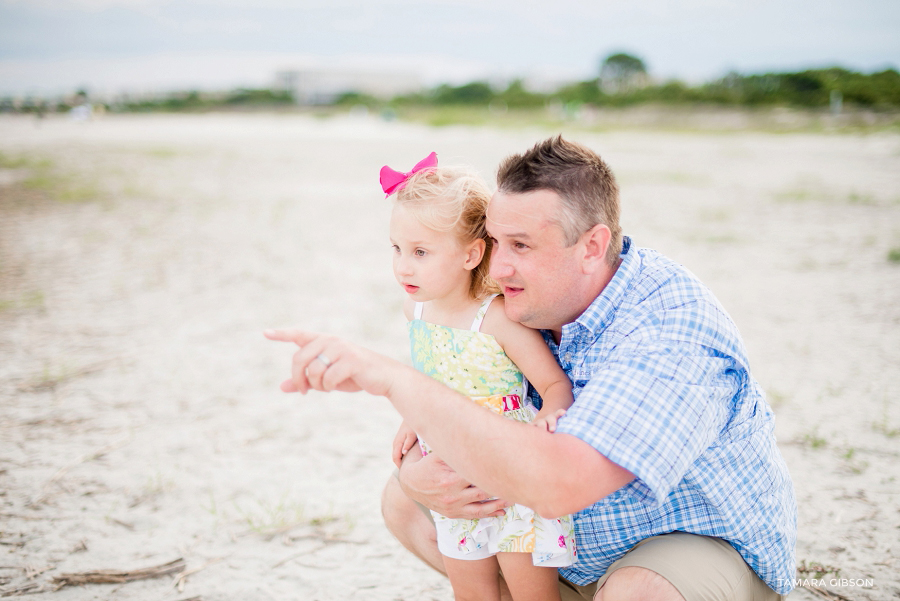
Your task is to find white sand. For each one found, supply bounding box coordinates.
[0,112,898,600]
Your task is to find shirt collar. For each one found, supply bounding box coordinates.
[563,236,637,339]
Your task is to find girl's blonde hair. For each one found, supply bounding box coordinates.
[394,167,499,300]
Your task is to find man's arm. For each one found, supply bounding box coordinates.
[266,329,634,518]
[387,366,633,517]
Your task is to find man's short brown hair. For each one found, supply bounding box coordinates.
[496,135,622,264]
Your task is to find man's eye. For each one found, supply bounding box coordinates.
[514,242,528,250]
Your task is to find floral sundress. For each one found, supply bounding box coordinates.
[408,295,576,567]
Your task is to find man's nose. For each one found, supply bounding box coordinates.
[489,247,514,280]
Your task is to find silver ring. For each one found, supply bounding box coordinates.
[316,353,332,368]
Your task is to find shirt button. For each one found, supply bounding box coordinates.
[564,353,573,362]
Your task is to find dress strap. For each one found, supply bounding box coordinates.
[470,294,499,332]
[413,302,424,320]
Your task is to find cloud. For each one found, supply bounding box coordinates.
[0,49,497,96]
[0,0,896,96]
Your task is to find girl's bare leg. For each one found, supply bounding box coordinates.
[497,552,561,601]
[444,555,502,601]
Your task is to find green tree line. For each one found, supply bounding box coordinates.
[383,66,899,110]
[0,88,295,114]
[3,60,898,114]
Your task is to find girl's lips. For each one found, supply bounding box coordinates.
[404,284,419,294]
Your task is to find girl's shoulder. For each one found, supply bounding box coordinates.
[480,296,534,344]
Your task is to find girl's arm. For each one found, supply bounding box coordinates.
[481,297,573,430]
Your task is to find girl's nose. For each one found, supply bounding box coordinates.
[395,257,413,276]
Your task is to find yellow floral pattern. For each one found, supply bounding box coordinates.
[409,320,525,399]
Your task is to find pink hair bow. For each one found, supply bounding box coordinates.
[379,151,438,197]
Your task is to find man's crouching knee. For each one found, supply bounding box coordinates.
[381,473,444,574]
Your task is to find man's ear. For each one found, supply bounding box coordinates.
[464,238,486,271]
[581,224,612,274]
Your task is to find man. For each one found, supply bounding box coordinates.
[268,136,796,600]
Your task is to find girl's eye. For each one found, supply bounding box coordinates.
[391,245,400,253]
[415,249,426,257]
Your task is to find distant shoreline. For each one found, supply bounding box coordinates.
[3,104,898,135]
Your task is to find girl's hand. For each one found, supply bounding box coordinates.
[531,408,567,432]
[264,329,397,397]
[392,421,419,468]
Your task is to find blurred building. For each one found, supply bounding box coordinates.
[276,68,422,105]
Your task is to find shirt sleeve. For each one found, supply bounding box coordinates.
[555,338,742,507]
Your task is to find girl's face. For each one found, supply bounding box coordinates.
[389,204,482,302]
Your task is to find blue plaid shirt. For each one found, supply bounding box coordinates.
[546,237,796,594]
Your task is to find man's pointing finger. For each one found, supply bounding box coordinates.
[264,329,315,345]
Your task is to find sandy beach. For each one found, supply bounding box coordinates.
[1,112,898,600]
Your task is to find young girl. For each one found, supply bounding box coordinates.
[380,152,576,601]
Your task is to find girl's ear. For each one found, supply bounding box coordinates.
[463,238,486,271]
[581,224,612,274]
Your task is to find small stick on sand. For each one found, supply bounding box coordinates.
[51,557,185,588]
[271,535,367,568]
[272,545,327,569]
[0,514,55,522]
[172,557,225,592]
[0,581,57,597]
[23,565,53,580]
[108,518,136,531]
[802,585,854,601]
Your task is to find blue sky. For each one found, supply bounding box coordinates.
[1,0,898,96]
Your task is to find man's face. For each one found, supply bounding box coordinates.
[486,189,585,334]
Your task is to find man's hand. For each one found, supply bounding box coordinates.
[398,450,508,519]
[264,329,398,397]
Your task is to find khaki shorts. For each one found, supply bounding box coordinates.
[554,532,783,601]
[416,501,782,601]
